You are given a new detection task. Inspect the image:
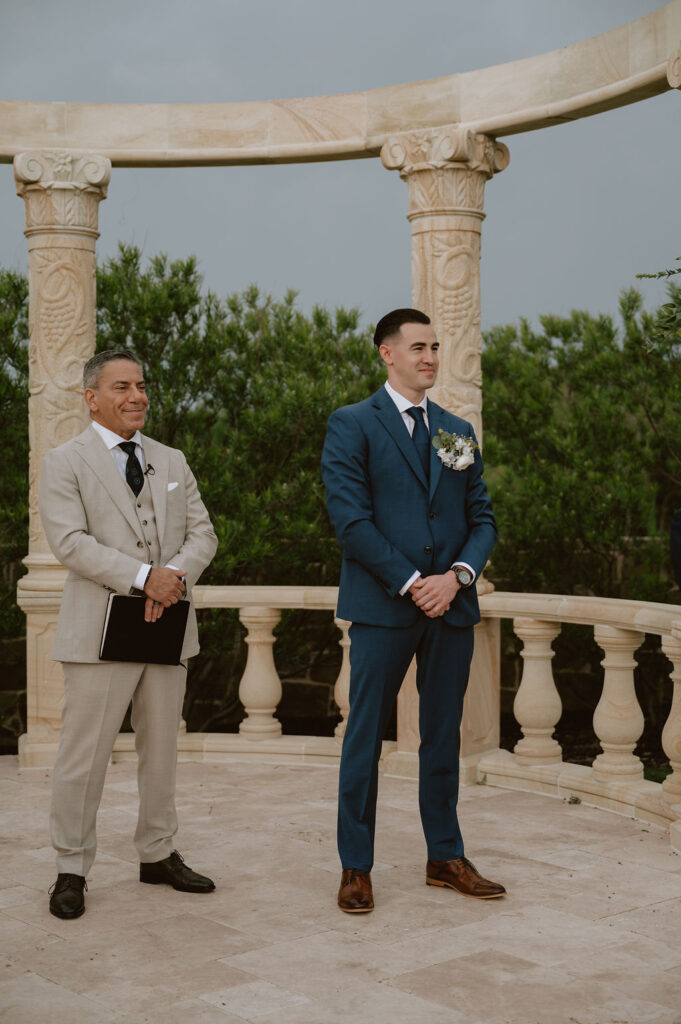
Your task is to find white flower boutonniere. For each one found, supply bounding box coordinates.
[432,428,478,471]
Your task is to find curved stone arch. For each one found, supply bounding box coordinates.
[1,3,681,165]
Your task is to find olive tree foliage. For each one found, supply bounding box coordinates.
[482,291,679,602]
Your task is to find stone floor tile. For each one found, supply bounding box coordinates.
[387,952,679,1024]
[256,977,478,1024]
[0,885,40,910]
[0,913,56,958]
[558,945,681,1011]
[603,896,681,944]
[199,978,311,1018]
[0,971,123,1024]
[222,927,447,997]
[114,998,245,1024]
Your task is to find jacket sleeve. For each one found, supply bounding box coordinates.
[453,427,498,576]
[321,408,417,597]
[163,451,218,590]
[39,447,144,593]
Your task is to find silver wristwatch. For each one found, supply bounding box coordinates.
[452,565,473,588]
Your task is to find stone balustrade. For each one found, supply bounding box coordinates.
[16,581,681,852]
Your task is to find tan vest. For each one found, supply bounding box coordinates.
[128,477,162,571]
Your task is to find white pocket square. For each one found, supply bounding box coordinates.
[167,482,179,492]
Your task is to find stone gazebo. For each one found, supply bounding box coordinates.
[3,4,681,849]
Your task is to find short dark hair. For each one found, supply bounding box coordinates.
[373,308,430,348]
[83,349,141,389]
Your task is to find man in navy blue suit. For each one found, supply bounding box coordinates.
[322,308,505,912]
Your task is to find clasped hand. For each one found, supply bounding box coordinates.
[143,567,186,623]
[409,571,460,618]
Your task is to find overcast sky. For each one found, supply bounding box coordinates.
[0,0,678,331]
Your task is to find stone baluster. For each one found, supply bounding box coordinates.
[238,606,283,739]
[592,625,644,782]
[661,627,681,806]
[512,618,562,764]
[333,617,351,738]
[13,150,111,767]
[381,125,509,442]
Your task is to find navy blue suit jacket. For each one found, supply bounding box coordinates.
[321,385,497,628]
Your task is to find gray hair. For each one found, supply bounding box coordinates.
[83,349,141,389]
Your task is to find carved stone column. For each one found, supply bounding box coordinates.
[381,125,509,441]
[381,126,508,766]
[14,151,111,768]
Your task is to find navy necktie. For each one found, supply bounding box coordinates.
[119,441,144,496]
[407,406,430,479]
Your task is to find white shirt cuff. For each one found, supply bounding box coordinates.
[134,564,152,591]
[400,571,421,596]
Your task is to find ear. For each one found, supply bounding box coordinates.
[84,387,98,413]
[378,343,393,366]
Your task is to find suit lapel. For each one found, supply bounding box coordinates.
[141,436,169,545]
[372,387,428,490]
[427,399,444,500]
[75,428,145,539]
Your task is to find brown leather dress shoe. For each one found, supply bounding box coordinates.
[338,868,374,913]
[426,856,506,899]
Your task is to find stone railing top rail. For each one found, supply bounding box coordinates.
[192,584,681,636]
[1,3,680,167]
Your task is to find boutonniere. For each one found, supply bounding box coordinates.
[432,429,478,470]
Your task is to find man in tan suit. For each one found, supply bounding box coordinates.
[39,349,218,919]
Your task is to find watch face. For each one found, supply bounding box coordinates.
[456,568,472,586]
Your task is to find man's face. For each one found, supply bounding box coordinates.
[85,359,148,439]
[379,322,439,398]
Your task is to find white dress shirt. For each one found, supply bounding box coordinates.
[382,382,476,595]
[90,421,177,591]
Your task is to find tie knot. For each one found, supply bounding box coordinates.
[119,441,137,456]
[407,406,426,424]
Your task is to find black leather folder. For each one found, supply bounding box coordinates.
[99,594,190,665]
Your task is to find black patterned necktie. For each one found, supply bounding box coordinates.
[118,441,144,496]
[407,406,430,479]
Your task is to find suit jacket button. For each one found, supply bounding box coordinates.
[142,520,148,525]
[424,545,432,553]
[136,541,143,548]
[137,503,142,509]
[429,512,436,519]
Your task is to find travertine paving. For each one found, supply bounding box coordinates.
[1,754,681,1024]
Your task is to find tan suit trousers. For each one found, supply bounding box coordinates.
[50,660,186,876]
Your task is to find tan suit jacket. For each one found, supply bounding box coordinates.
[39,425,218,663]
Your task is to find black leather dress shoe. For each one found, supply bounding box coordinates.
[139,850,215,893]
[49,873,87,919]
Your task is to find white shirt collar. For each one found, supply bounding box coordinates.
[91,420,143,451]
[384,380,428,414]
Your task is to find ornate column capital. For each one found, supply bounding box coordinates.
[14,150,111,238]
[381,125,509,178]
[380,127,509,438]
